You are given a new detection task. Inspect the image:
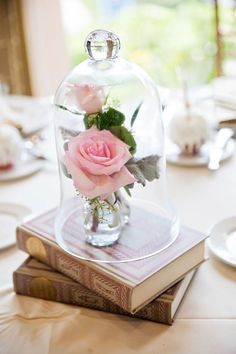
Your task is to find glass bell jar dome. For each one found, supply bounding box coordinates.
[53,29,180,263]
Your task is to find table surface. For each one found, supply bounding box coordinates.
[0,120,236,354]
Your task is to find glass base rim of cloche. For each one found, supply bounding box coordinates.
[54,197,180,264]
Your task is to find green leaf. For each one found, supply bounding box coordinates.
[136,155,160,181]
[84,114,97,129]
[97,107,125,130]
[131,102,142,127]
[56,104,83,115]
[125,155,160,186]
[123,185,132,197]
[63,141,69,151]
[84,108,125,131]
[61,162,71,179]
[83,115,90,129]
[109,126,136,154]
[125,159,146,186]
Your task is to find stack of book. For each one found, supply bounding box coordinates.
[14,207,207,325]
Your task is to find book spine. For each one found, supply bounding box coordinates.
[13,270,172,325]
[16,227,133,313]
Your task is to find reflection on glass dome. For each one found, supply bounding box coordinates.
[54,29,180,263]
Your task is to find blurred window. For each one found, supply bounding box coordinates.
[60,0,236,87]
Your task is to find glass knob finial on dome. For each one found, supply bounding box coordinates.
[84,29,120,61]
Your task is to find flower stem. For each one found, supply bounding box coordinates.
[91,214,99,232]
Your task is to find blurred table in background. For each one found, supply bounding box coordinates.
[0,93,236,354]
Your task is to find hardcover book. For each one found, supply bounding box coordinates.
[13,257,196,325]
[16,207,207,313]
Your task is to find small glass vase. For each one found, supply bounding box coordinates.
[83,193,122,247]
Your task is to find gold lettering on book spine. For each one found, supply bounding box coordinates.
[30,277,57,301]
[26,237,47,263]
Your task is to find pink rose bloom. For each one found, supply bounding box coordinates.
[69,84,105,114]
[64,127,136,199]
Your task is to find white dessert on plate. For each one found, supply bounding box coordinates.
[0,124,24,169]
[169,108,211,155]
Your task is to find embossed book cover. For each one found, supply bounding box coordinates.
[13,257,195,325]
[16,206,207,313]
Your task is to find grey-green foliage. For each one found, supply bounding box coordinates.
[131,102,142,127]
[125,155,160,187]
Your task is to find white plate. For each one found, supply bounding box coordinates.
[0,203,31,250]
[166,139,235,167]
[3,95,52,136]
[208,215,236,267]
[0,156,44,181]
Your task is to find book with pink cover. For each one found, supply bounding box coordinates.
[13,257,196,325]
[16,206,207,313]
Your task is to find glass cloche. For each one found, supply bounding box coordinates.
[53,29,180,263]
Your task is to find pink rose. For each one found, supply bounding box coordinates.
[64,127,136,199]
[69,84,105,114]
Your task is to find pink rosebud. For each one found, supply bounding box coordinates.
[69,84,105,114]
[64,127,136,199]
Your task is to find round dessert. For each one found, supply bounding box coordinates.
[169,110,211,155]
[0,124,24,169]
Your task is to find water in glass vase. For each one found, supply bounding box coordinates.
[116,190,130,225]
[84,194,122,247]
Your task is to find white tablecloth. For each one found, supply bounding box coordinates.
[0,127,236,354]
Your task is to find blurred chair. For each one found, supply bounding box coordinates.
[0,0,69,97]
[215,0,236,76]
[0,0,31,95]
